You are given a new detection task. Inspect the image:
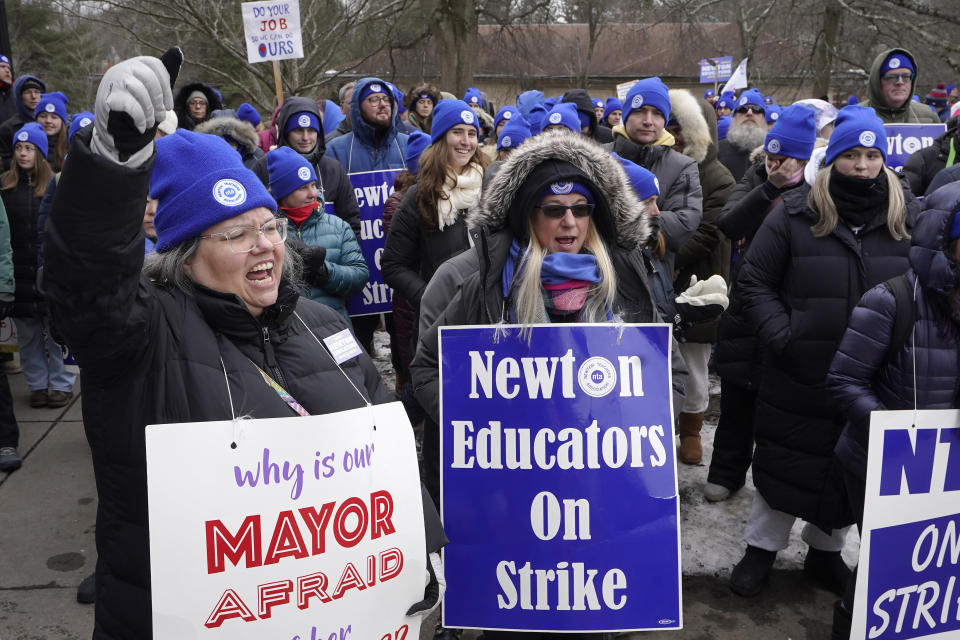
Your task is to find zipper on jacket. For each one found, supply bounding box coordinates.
[261,325,288,389]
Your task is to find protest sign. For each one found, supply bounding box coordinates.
[616,80,639,104]
[241,1,304,64]
[883,124,947,171]
[851,410,960,640]
[700,57,733,83]
[439,324,681,633]
[346,169,402,316]
[721,58,749,94]
[146,402,426,639]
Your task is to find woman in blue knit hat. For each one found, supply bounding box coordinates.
[0,123,72,408]
[34,91,69,171]
[729,105,918,599]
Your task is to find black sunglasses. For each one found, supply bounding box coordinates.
[734,105,764,115]
[536,203,595,219]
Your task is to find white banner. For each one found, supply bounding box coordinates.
[720,58,749,94]
[147,402,426,640]
[241,0,304,64]
[851,410,960,640]
[616,80,639,104]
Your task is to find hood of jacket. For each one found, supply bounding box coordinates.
[561,89,599,134]
[667,89,713,164]
[348,77,401,149]
[13,75,45,121]
[173,82,223,128]
[467,129,650,250]
[276,96,326,160]
[194,115,260,155]
[866,48,920,117]
[911,182,960,295]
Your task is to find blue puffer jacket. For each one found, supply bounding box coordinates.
[828,182,960,479]
[325,77,409,173]
[287,209,369,322]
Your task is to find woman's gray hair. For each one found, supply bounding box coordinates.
[143,235,303,291]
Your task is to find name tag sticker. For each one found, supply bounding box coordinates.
[323,328,363,364]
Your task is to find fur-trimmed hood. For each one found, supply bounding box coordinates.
[467,130,650,249]
[667,89,712,164]
[194,116,260,154]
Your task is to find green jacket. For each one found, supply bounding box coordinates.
[861,48,941,124]
[0,197,14,297]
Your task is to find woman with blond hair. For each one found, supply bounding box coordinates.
[729,105,918,598]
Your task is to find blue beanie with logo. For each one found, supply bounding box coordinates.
[236,103,261,127]
[612,153,660,200]
[764,95,774,105]
[542,103,581,133]
[764,105,816,160]
[151,130,277,252]
[716,92,736,111]
[593,98,604,110]
[358,79,389,103]
[68,111,94,142]
[764,104,782,124]
[498,117,532,151]
[13,122,47,157]
[268,146,318,201]
[430,99,481,144]
[463,88,483,107]
[824,105,887,166]
[624,77,671,122]
[285,111,320,134]
[494,106,519,132]
[880,53,914,77]
[405,130,430,174]
[736,89,765,111]
[704,89,715,99]
[35,91,68,123]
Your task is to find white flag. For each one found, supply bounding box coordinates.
[721,58,749,94]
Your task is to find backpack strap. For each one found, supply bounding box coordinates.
[882,274,915,357]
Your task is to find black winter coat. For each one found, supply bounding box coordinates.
[736,179,918,529]
[828,184,960,479]
[43,132,439,640]
[903,120,957,197]
[717,138,752,182]
[0,75,45,171]
[1,173,43,317]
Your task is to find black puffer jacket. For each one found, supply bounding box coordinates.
[252,96,361,237]
[903,118,957,197]
[44,132,440,640]
[1,173,43,317]
[736,176,918,529]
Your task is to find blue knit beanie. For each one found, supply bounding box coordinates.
[765,104,782,124]
[624,77,671,122]
[498,117,532,151]
[704,89,715,99]
[0,55,9,66]
[527,104,547,134]
[736,89,765,111]
[603,97,622,121]
[764,105,816,160]
[236,103,261,127]
[463,88,483,107]
[388,83,406,114]
[847,95,859,106]
[151,130,277,252]
[68,111,94,142]
[539,180,594,204]
[13,122,47,157]
[284,111,320,134]
[494,106,519,132]
[716,115,731,139]
[405,130,430,174]
[358,80,389,103]
[543,96,558,111]
[35,91,68,123]
[716,92,736,111]
[593,98,604,110]
[612,153,659,200]
[824,105,887,166]
[542,103,582,133]
[430,99,480,144]
[764,95,774,105]
[267,146,317,201]
[880,53,914,77]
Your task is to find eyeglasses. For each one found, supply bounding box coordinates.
[881,72,914,85]
[188,99,208,107]
[198,218,288,253]
[536,203,595,219]
[734,106,764,116]
[364,95,389,106]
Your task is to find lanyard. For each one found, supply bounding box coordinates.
[252,363,311,417]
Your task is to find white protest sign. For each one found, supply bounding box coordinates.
[616,80,639,104]
[147,402,426,640]
[241,0,304,64]
[852,410,960,640]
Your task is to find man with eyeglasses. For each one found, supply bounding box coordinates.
[718,88,768,182]
[327,77,409,173]
[860,49,939,124]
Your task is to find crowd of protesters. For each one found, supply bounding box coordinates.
[0,41,958,640]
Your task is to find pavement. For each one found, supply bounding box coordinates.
[0,338,857,639]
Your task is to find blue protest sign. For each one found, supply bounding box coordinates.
[344,169,401,316]
[851,410,960,640]
[439,324,681,633]
[700,57,733,83]
[884,124,946,171]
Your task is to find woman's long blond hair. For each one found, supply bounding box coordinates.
[808,164,910,241]
[510,219,617,330]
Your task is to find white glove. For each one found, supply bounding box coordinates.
[406,551,445,619]
[91,54,176,167]
[674,274,729,324]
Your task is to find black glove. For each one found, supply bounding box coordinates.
[406,551,444,618]
[674,275,729,325]
[286,236,329,287]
